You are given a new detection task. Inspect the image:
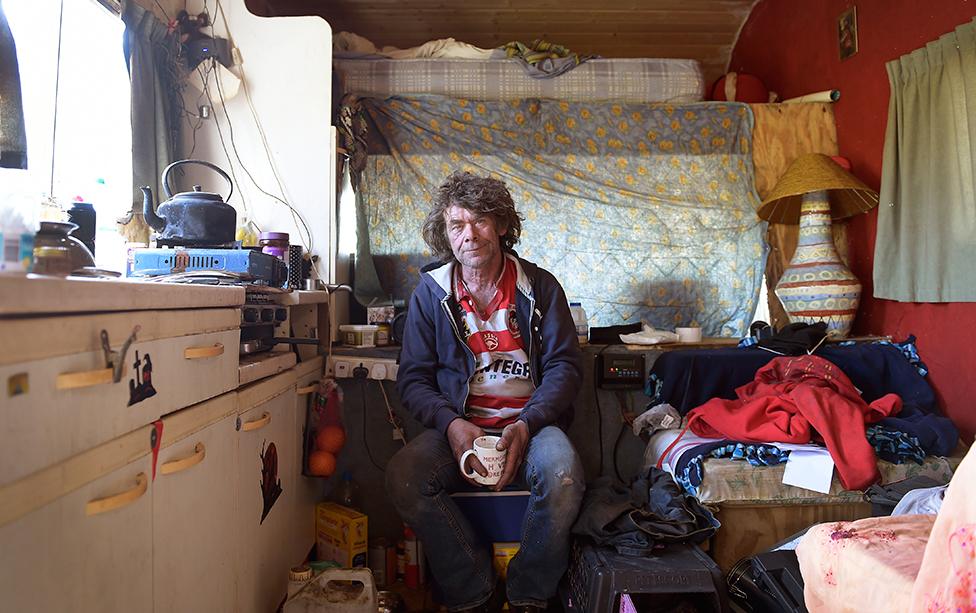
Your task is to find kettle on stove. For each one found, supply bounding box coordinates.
[141,159,237,246]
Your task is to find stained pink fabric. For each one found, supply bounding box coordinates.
[686,355,901,489]
[795,444,975,612]
[797,515,934,612]
[910,444,976,612]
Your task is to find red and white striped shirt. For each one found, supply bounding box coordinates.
[456,259,536,430]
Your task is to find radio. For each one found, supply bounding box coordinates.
[595,353,646,390]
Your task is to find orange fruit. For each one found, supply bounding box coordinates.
[308,450,337,477]
[315,425,346,453]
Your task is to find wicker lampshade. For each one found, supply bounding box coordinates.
[757,153,879,224]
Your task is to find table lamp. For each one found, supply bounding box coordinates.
[757,153,879,338]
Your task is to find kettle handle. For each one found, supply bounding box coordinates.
[162,159,235,202]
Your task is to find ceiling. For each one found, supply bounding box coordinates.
[245,0,757,84]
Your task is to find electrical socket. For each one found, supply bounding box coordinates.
[328,356,398,381]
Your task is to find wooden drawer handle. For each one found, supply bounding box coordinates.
[184,343,225,359]
[85,473,148,516]
[56,367,115,390]
[297,384,318,395]
[241,411,271,431]
[160,442,206,476]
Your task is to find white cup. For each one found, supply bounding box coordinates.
[459,435,507,486]
[676,326,703,343]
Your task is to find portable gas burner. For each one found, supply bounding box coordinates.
[129,247,288,287]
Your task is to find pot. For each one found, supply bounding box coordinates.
[141,159,237,245]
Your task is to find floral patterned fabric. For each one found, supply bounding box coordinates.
[354,95,766,335]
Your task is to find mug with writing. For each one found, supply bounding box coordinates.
[459,435,507,486]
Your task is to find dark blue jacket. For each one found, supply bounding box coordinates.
[396,253,583,436]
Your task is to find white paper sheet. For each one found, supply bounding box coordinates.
[782,448,835,494]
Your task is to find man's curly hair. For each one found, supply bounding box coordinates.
[422,171,524,261]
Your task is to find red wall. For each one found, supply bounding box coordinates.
[730,0,976,440]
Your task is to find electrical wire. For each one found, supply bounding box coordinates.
[49,0,65,196]
[377,379,407,445]
[212,0,327,283]
[211,54,315,257]
[612,391,634,483]
[198,58,251,223]
[359,377,386,472]
[593,344,613,478]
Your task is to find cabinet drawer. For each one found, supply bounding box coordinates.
[0,309,240,486]
[0,452,153,612]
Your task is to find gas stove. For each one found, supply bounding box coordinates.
[129,247,288,287]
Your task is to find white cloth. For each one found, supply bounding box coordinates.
[619,324,679,345]
[891,485,946,516]
[333,31,495,60]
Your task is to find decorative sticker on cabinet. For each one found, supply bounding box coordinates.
[127,350,157,406]
[7,372,28,397]
[150,420,164,480]
[260,441,283,524]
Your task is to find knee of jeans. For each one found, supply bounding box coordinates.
[385,445,427,507]
[527,449,585,506]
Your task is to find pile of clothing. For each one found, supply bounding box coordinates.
[572,468,719,556]
[641,333,958,494]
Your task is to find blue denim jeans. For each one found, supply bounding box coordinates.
[386,425,585,610]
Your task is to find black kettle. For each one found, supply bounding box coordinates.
[141,159,237,245]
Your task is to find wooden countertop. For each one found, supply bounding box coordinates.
[0,274,245,316]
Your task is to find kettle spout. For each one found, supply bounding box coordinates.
[140,186,167,232]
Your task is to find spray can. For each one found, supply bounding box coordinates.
[404,527,419,589]
[396,539,406,582]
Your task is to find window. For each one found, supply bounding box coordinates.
[1,0,131,272]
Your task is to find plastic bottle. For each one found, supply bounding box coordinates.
[570,302,589,345]
[0,206,35,272]
[336,470,359,510]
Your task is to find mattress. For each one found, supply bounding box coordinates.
[644,429,960,505]
[333,57,705,103]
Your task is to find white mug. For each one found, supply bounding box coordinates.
[676,326,703,343]
[459,435,507,486]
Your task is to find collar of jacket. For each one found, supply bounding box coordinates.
[421,252,534,302]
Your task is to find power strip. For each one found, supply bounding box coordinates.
[328,355,399,381]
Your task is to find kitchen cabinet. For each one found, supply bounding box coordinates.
[0,425,154,612]
[236,369,298,613]
[154,393,240,613]
[0,277,327,612]
[0,307,240,486]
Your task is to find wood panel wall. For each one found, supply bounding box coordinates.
[247,0,755,84]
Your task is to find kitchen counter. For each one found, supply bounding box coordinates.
[0,274,246,316]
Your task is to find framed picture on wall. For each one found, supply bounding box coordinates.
[838,6,858,60]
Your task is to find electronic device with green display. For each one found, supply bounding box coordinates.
[595,353,646,390]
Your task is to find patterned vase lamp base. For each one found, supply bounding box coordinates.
[774,191,861,338]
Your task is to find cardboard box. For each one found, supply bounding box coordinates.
[492,542,520,580]
[316,502,368,568]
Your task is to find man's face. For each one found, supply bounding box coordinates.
[444,205,507,271]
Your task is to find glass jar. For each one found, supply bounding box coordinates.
[258,231,289,261]
[32,246,73,275]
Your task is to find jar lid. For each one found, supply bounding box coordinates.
[289,565,313,581]
[259,231,289,241]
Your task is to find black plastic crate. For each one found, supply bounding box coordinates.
[562,539,728,613]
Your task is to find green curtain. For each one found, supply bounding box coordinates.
[874,17,976,301]
[120,0,181,228]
